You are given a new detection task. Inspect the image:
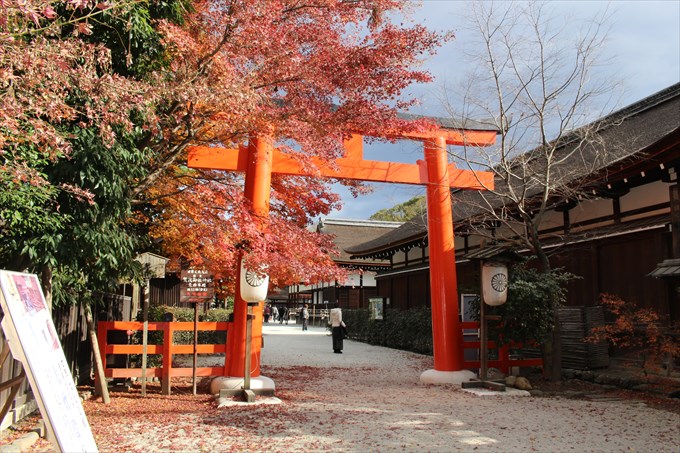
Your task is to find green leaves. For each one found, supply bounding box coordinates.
[370,196,426,222]
[342,308,434,355]
[473,266,575,346]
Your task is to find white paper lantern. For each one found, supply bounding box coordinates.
[240,262,269,303]
[481,263,508,306]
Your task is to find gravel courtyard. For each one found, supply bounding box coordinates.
[14,322,680,452]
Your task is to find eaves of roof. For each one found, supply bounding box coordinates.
[648,259,680,278]
[317,218,403,262]
[345,216,428,257]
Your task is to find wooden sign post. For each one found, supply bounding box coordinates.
[180,269,214,394]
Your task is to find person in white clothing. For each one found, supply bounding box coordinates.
[329,302,346,353]
[301,304,309,331]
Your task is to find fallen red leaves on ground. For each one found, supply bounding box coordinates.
[5,365,679,451]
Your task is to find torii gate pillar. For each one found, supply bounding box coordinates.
[227,135,272,378]
[420,136,476,385]
[210,136,276,394]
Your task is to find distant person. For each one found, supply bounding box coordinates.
[279,306,288,324]
[264,304,271,323]
[330,302,346,353]
[271,305,278,324]
[301,304,309,331]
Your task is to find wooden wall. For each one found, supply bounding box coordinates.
[550,228,670,316]
[373,227,675,324]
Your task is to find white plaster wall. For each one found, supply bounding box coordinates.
[463,234,484,248]
[566,197,613,225]
[406,247,422,262]
[496,221,526,239]
[393,250,406,266]
[342,273,361,287]
[362,273,377,286]
[620,180,669,213]
[538,209,566,231]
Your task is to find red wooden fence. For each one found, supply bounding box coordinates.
[460,321,543,374]
[97,320,540,396]
[97,321,230,395]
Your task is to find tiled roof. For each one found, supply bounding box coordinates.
[648,259,680,278]
[316,218,402,266]
[396,112,500,132]
[348,83,680,256]
[344,215,427,256]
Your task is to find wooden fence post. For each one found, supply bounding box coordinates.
[162,322,172,395]
[498,344,510,375]
[86,306,110,404]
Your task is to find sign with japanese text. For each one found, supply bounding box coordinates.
[179,269,214,303]
[0,270,98,452]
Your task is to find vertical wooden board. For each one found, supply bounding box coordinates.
[0,270,98,452]
[598,231,666,311]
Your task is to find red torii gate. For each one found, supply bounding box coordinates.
[188,124,497,384]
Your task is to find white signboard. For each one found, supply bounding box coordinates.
[0,270,98,452]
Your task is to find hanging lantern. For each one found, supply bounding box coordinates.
[481,262,508,306]
[240,262,269,303]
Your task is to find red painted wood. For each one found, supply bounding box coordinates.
[99,321,230,393]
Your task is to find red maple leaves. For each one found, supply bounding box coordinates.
[2,1,446,290]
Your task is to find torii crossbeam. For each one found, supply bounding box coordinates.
[188,123,497,385]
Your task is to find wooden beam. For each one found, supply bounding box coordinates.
[188,146,494,190]
[398,129,498,147]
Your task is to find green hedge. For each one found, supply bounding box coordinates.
[134,306,232,345]
[342,308,433,355]
[128,306,231,368]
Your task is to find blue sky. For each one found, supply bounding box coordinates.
[326,0,680,220]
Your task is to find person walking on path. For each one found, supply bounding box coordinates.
[271,305,278,324]
[301,304,309,331]
[330,302,346,353]
[279,306,288,324]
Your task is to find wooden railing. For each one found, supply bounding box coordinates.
[97,321,230,395]
[460,321,543,373]
[97,320,540,394]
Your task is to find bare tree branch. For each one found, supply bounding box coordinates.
[441,1,622,272]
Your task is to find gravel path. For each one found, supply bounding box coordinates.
[33,322,680,452]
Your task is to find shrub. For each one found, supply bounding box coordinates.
[343,307,433,355]
[587,294,680,374]
[470,266,573,346]
[129,306,231,366]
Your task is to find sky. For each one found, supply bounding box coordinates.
[325,0,680,221]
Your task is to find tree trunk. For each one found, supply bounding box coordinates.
[40,266,53,313]
[541,341,554,380]
[84,304,110,404]
[541,311,563,381]
[530,230,563,381]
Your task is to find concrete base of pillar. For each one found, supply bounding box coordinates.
[420,369,477,386]
[209,375,275,396]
